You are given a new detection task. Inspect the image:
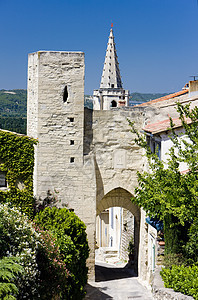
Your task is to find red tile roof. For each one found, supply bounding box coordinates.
[135,89,188,107]
[143,117,192,134]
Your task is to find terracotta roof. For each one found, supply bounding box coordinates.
[135,89,188,107]
[143,117,192,134]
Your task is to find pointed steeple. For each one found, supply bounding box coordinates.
[93,26,130,110]
[100,28,122,89]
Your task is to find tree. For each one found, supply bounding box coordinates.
[129,103,198,257]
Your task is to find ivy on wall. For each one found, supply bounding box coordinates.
[0,130,37,218]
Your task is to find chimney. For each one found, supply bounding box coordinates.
[189,80,198,97]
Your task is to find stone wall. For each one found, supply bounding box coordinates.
[27,52,164,281]
[84,107,146,201]
[121,209,134,261]
[84,107,150,279]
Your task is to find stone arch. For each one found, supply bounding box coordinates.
[96,187,140,274]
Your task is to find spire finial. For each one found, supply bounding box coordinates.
[111,22,113,28]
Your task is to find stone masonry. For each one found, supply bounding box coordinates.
[27,51,150,280]
[28,51,198,282]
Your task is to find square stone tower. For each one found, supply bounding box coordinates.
[27,51,85,213]
[28,51,97,279]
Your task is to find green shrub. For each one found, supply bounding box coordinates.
[0,203,40,299]
[0,257,23,300]
[34,207,89,300]
[185,217,198,263]
[161,264,198,300]
[36,227,70,299]
[0,203,70,299]
[162,253,187,268]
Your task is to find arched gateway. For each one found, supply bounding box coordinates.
[27,50,152,282]
[97,187,140,274]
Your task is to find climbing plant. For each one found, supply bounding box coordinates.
[0,130,37,218]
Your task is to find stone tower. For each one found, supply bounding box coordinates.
[27,51,85,213]
[27,51,97,278]
[93,26,129,110]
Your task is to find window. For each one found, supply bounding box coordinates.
[0,172,7,188]
[70,157,75,163]
[111,84,114,88]
[63,86,68,103]
[69,117,74,122]
[146,135,161,159]
[111,100,117,107]
[70,140,74,145]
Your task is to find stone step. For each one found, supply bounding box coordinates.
[103,249,118,255]
[104,253,118,259]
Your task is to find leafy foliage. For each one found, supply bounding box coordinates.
[185,217,198,263]
[161,265,198,300]
[161,253,187,269]
[0,130,37,218]
[129,102,198,256]
[0,257,23,300]
[0,204,40,299]
[0,203,71,299]
[34,207,89,300]
[36,227,70,299]
[0,90,27,134]
[0,117,26,134]
[0,90,27,117]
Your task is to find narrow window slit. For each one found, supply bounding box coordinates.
[63,86,68,102]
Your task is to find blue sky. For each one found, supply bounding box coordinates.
[0,0,198,94]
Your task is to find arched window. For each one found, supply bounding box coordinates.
[111,100,117,107]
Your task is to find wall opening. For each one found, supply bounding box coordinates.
[96,188,140,278]
[70,157,75,163]
[63,86,68,102]
[96,207,135,263]
[111,100,117,107]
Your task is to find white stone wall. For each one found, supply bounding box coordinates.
[84,107,145,200]
[84,107,149,278]
[27,52,158,281]
[28,51,85,210]
[27,51,98,279]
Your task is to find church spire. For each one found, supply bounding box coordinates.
[93,26,129,110]
[100,27,122,89]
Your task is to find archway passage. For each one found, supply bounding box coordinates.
[96,188,140,276]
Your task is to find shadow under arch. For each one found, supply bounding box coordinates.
[96,187,140,275]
